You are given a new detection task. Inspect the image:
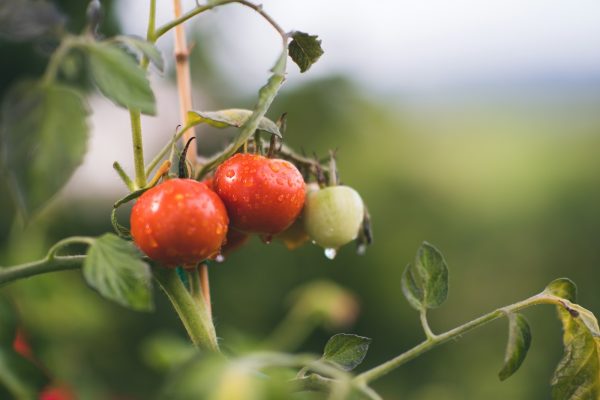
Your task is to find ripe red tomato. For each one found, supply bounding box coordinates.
[130,179,229,267]
[213,153,305,235]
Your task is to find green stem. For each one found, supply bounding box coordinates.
[129,110,147,189]
[153,268,219,352]
[0,256,84,286]
[419,309,436,340]
[147,0,157,42]
[354,293,565,385]
[112,161,135,191]
[42,36,75,84]
[262,312,319,352]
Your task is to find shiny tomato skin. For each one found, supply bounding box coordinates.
[214,153,305,234]
[130,179,229,267]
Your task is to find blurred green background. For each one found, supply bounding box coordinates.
[2,1,600,399]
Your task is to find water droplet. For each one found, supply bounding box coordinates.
[243,178,254,187]
[226,169,235,178]
[324,248,337,260]
[215,254,225,263]
[215,225,223,235]
[277,194,284,202]
[175,193,184,201]
[357,244,367,256]
[269,163,280,173]
[260,235,273,244]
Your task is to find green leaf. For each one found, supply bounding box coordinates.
[498,313,532,381]
[322,333,371,371]
[0,81,89,217]
[85,42,156,115]
[551,301,600,400]
[83,234,153,312]
[289,31,324,73]
[0,348,49,398]
[545,278,577,303]
[197,51,287,178]
[401,242,449,310]
[113,35,164,72]
[0,0,65,42]
[0,297,18,346]
[187,109,282,138]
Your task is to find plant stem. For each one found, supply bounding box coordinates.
[129,110,147,189]
[113,161,135,191]
[419,309,436,340]
[42,36,75,84]
[354,293,565,385]
[199,264,212,318]
[153,268,219,352]
[0,256,84,286]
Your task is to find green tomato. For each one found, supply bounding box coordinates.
[303,185,364,249]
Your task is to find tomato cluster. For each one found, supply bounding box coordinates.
[130,150,367,267]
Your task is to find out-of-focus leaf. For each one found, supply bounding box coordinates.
[498,313,532,381]
[141,333,196,372]
[401,242,449,310]
[0,348,49,398]
[551,300,600,400]
[0,297,17,345]
[85,42,156,115]
[288,31,324,73]
[0,0,65,41]
[0,81,88,217]
[83,234,153,311]
[113,35,164,72]
[187,109,281,138]
[322,333,371,371]
[545,278,577,303]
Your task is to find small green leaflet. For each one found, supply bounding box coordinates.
[0,81,89,217]
[322,333,371,371]
[85,42,156,115]
[401,242,449,310]
[187,109,282,138]
[289,31,324,73]
[83,234,153,312]
[545,278,577,303]
[113,35,164,72]
[498,313,532,381]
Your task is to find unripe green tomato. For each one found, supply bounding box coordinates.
[303,185,364,249]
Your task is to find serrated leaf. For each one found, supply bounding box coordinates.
[0,0,65,42]
[499,313,532,381]
[551,301,600,400]
[545,278,577,303]
[85,42,156,115]
[83,234,153,312]
[187,109,281,138]
[0,81,88,217]
[113,35,164,72]
[401,242,449,310]
[322,333,371,371]
[289,31,324,73]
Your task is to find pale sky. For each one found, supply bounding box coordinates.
[118,0,600,93]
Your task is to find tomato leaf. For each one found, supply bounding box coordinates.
[551,301,600,400]
[0,348,49,398]
[113,35,164,72]
[0,0,65,42]
[85,42,156,115]
[83,234,153,312]
[545,278,577,303]
[401,242,449,310]
[197,50,287,177]
[187,109,282,138]
[289,31,324,73]
[498,313,532,381]
[322,333,371,371]
[0,81,89,217]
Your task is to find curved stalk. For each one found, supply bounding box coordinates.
[0,256,84,286]
[353,293,567,385]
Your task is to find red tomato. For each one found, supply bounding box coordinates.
[39,385,75,400]
[130,179,229,267]
[12,327,33,360]
[214,154,305,234]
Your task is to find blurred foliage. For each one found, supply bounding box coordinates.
[2,4,600,399]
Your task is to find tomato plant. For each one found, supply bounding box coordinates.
[130,179,229,266]
[0,0,599,399]
[214,153,305,235]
